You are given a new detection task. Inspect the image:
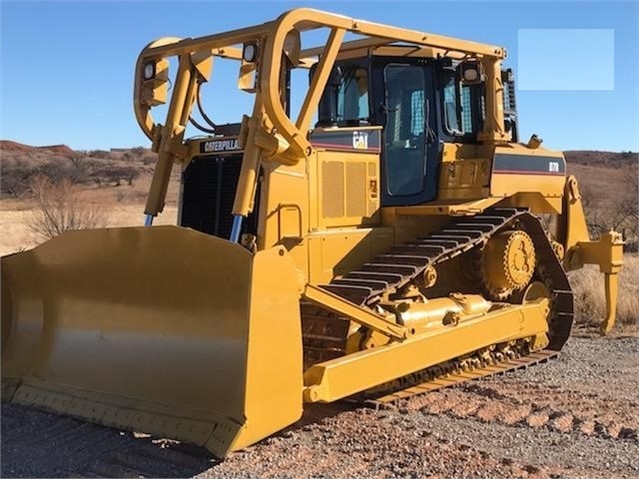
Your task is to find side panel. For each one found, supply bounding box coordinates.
[310,128,382,229]
[490,149,566,202]
[307,228,394,285]
[437,142,490,201]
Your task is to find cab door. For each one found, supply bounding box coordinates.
[375,62,439,206]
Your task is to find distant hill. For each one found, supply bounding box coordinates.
[2,140,634,165]
[564,150,638,168]
[0,141,78,158]
[0,140,156,198]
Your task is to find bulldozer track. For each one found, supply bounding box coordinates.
[302,207,574,401]
[365,350,558,407]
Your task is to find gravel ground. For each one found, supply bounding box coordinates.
[1,336,638,478]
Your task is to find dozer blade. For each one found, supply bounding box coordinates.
[1,226,303,458]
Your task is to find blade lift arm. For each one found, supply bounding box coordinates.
[302,297,550,403]
[135,47,214,223]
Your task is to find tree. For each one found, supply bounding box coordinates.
[28,175,106,240]
[580,167,639,250]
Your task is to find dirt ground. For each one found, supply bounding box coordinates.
[1,335,637,479]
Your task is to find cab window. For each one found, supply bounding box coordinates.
[442,66,484,137]
[383,64,427,196]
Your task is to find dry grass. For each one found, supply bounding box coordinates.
[568,253,639,332]
[0,209,45,254]
[28,176,107,240]
[0,200,177,256]
[0,205,178,256]
[0,168,180,256]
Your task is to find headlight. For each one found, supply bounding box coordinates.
[143,62,156,80]
[460,60,483,85]
[242,43,258,63]
[463,68,479,82]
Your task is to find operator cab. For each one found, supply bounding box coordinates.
[314,53,517,207]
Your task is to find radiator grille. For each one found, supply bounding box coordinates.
[180,154,258,239]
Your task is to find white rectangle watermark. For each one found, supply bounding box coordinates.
[517,29,614,91]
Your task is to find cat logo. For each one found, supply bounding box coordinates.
[203,138,241,153]
[352,131,369,149]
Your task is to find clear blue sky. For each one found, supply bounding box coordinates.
[1,0,638,152]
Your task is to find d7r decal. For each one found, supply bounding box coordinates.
[493,154,566,176]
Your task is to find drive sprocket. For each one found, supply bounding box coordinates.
[480,229,536,301]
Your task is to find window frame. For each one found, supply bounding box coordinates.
[314,60,372,128]
[437,63,485,142]
[382,62,429,198]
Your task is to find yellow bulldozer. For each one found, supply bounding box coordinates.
[1,8,624,459]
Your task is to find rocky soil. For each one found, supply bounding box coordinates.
[1,335,638,478]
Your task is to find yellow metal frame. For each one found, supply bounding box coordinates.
[133,8,508,218]
[304,284,407,340]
